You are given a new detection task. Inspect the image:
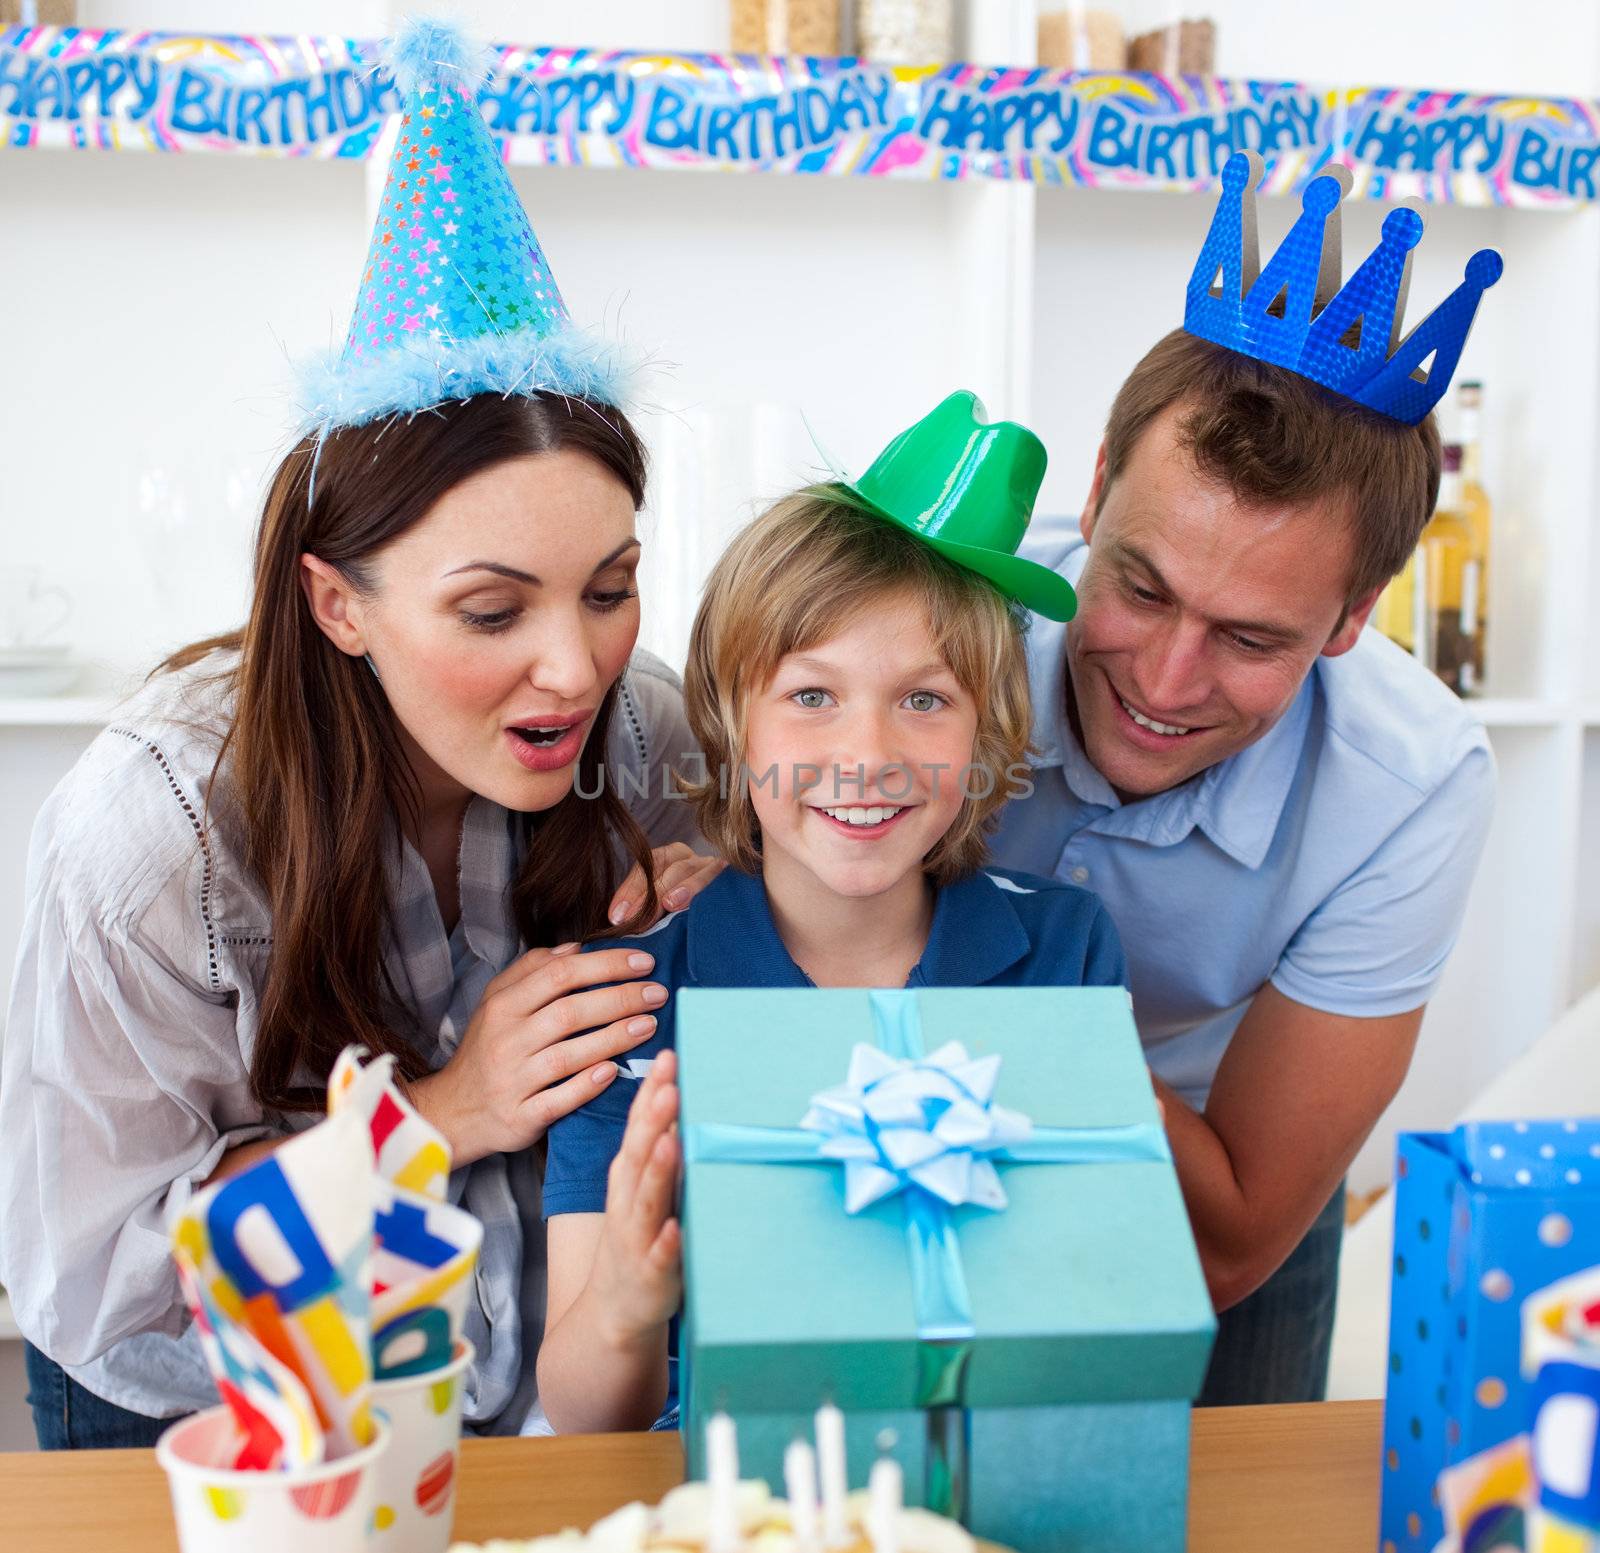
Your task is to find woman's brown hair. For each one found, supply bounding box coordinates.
[161,393,660,1112]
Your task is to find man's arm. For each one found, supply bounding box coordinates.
[1154,982,1422,1312]
[1160,730,1496,1311]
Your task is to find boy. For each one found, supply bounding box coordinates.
[535,392,1130,1432]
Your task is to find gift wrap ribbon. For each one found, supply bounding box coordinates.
[685,988,1171,1518]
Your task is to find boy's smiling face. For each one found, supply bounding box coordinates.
[743,590,979,904]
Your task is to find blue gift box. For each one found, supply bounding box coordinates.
[677,985,1215,1553]
[1379,1119,1600,1553]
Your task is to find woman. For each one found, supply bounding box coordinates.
[0,20,718,1447]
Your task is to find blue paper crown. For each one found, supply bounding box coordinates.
[1184,151,1503,425]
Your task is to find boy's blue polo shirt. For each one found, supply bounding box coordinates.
[542,864,1126,1217]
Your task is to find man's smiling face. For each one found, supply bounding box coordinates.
[1070,401,1380,802]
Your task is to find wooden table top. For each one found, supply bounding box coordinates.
[2,1399,1383,1553]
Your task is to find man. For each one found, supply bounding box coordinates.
[991,325,1495,1405]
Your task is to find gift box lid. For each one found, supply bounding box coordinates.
[678,986,1216,1413]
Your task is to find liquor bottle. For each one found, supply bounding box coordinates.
[1376,550,1427,658]
[1455,381,1490,695]
[1421,444,1476,695]
[1374,550,1421,658]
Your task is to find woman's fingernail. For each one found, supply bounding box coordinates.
[666,889,688,909]
[628,952,655,971]
[642,983,668,1006]
[551,941,579,955]
[628,1015,657,1036]
[591,1062,617,1085]
[609,901,632,925]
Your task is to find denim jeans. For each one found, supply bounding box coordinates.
[24,1341,175,1449]
[1197,1183,1346,1406]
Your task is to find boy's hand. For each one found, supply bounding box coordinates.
[585,1050,684,1347]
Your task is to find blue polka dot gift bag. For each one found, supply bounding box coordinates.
[1379,1120,1600,1553]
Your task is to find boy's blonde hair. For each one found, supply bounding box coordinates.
[681,485,1034,884]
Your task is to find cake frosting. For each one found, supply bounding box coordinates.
[450,1479,975,1553]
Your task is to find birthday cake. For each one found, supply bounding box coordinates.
[447,1477,976,1553]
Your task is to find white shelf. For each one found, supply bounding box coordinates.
[0,696,120,727]
[1468,698,1571,728]
[0,694,1570,730]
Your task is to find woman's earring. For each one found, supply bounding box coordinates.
[364,652,382,683]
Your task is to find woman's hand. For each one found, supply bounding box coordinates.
[608,843,724,927]
[582,1051,683,1345]
[407,943,668,1167]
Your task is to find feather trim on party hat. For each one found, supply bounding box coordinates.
[294,15,641,437]
[380,13,496,98]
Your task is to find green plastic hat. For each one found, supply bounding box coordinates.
[835,390,1077,622]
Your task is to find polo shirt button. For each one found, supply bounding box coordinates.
[1070,865,1090,885]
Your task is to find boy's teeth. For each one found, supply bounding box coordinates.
[1118,695,1191,737]
[820,805,904,827]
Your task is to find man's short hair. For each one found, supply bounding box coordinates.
[1104,329,1443,606]
[681,486,1033,884]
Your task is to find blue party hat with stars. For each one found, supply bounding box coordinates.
[1184,151,1502,425]
[295,17,638,436]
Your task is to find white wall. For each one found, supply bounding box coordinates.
[13,0,1593,683]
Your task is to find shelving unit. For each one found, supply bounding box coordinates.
[1,0,1598,1227]
[0,695,124,726]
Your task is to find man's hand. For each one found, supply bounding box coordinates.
[1154,983,1422,1311]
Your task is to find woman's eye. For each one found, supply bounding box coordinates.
[905,690,946,713]
[588,587,639,614]
[460,607,518,633]
[792,688,832,710]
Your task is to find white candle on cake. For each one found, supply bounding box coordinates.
[784,1438,820,1548]
[815,1403,850,1547]
[866,1454,904,1553]
[707,1412,741,1553]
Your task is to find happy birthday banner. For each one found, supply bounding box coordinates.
[5,26,1600,207]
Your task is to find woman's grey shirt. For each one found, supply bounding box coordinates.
[0,650,701,1432]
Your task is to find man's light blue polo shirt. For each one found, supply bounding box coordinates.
[542,862,1127,1217]
[989,520,1496,1109]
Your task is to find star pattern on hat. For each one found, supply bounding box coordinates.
[346,82,570,360]
[294,17,639,432]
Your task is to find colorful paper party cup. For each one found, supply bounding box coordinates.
[369,1337,474,1553]
[157,1406,390,1553]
